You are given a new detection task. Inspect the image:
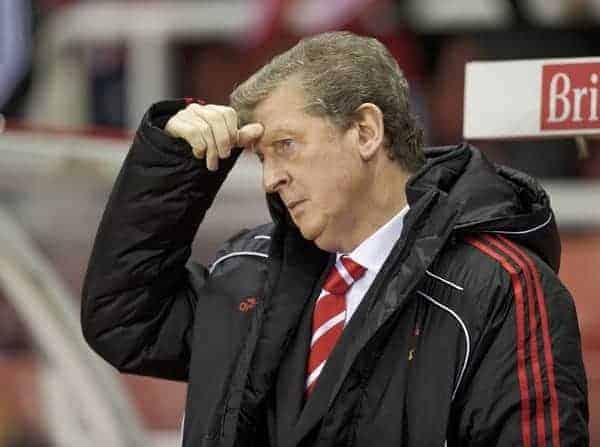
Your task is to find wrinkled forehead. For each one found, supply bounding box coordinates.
[252,82,310,126]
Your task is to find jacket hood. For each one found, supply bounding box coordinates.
[407,143,561,271]
[266,143,561,272]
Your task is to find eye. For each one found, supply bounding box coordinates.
[275,139,296,154]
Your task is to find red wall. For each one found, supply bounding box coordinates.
[561,232,600,444]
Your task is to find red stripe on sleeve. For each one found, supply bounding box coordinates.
[483,235,548,447]
[465,235,532,447]
[493,235,561,447]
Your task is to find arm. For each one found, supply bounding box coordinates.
[81,99,263,381]
[451,243,589,446]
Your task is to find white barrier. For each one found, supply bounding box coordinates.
[26,1,259,129]
[0,205,148,447]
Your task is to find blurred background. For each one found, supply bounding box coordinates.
[1,0,600,445]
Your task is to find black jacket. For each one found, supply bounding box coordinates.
[81,100,588,446]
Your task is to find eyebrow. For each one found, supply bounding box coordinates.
[265,121,299,135]
[266,130,294,140]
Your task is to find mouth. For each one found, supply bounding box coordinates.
[286,199,306,212]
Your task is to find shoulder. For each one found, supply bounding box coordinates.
[420,235,514,324]
[422,233,571,340]
[207,223,274,276]
[417,233,535,356]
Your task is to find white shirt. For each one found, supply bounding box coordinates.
[338,205,409,324]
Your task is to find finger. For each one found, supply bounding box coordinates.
[186,113,218,163]
[184,112,218,170]
[176,114,208,158]
[190,105,231,159]
[205,144,219,171]
[165,111,208,158]
[217,106,238,149]
[202,105,237,150]
[237,123,264,147]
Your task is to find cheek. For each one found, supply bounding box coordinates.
[323,164,361,210]
[299,140,359,214]
[307,178,343,216]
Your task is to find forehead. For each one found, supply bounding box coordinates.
[252,80,313,134]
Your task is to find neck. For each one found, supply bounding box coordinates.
[338,162,409,253]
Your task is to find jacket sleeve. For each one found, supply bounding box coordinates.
[452,242,589,446]
[81,100,243,381]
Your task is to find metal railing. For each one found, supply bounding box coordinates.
[0,205,148,447]
[26,1,259,129]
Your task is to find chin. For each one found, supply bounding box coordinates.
[296,216,337,252]
[305,227,338,253]
[312,238,337,253]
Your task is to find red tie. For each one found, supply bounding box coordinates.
[305,256,366,396]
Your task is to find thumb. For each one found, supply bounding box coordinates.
[237,123,264,147]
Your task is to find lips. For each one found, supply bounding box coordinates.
[286,199,305,211]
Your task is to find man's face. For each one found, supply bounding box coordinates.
[251,80,371,253]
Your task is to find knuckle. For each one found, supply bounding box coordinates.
[195,122,213,143]
[189,103,217,121]
[180,109,196,122]
[223,106,236,116]
[187,103,204,114]
[216,137,230,154]
[225,110,238,129]
[168,113,184,128]
[198,107,218,121]
[215,105,235,120]
[197,120,210,134]
[190,132,205,149]
[192,146,206,159]
[205,104,227,113]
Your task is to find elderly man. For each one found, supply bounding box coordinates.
[82,32,588,446]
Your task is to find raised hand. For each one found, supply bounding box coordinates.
[165,103,263,171]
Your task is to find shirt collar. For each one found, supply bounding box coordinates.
[337,205,409,272]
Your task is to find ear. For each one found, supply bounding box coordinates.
[353,103,385,162]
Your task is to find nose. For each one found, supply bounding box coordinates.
[262,158,289,193]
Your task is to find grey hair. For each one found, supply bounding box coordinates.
[229,31,425,172]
